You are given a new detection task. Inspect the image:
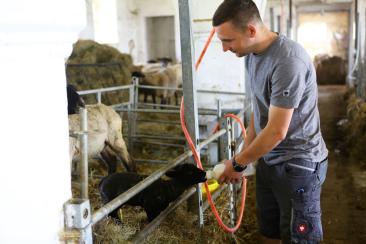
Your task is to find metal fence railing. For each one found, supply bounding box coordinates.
[77,79,247,165]
[65,81,253,243]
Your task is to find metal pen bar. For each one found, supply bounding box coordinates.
[78,85,247,98]
[79,108,88,199]
[127,134,186,141]
[134,159,170,164]
[78,85,133,95]
[116,107,219,115]
[91,150,192,225]
[91,128,226,225]
[197,89,246,96]
[110,102,131,109]
[137,84,182,91]
[132,140,185,148]
[97,92,102,104]
[136,119,181,125]
[115,108,180,114]
[132,187,196,244]
[138,102,180,109]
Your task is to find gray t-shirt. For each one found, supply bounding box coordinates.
[245,34,328,165]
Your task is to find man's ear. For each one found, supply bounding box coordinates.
[247,24,256,38]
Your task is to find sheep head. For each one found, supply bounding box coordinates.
[165,164,207,186]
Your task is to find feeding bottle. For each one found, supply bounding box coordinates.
[206,163,226,180]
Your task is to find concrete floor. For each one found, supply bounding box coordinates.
[318,85,366,243]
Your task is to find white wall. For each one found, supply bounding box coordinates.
[0,0,85,243]
[81,0,268,109]
[114,0,178,63]
[191,0,245,109]
[192,0,267,109]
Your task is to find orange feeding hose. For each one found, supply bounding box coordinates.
[195,28,216,70]
[180,28,248,232]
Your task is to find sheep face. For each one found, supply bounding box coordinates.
[165,164,207,186]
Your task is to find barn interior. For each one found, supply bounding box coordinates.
[1,0,366,243]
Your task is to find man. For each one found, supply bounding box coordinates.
[212,0,328,243]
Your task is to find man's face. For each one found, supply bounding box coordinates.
[214,21,254,57]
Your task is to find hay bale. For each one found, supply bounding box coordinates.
[343,93,366,159]
[66,40,133,105]
[315,55,346,85]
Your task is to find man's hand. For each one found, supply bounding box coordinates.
[218,159,244,184]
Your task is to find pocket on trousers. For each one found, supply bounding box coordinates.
[291,188,323,243]
[316,160,328,187]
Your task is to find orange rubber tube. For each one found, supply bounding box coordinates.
[195,28,216,70]
[180,28,248,232]
[180,100,247,232]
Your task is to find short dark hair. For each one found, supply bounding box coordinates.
[212,0,262,30]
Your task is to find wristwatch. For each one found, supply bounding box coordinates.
[232,157,247,172]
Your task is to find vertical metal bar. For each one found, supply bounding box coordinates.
[227,119,236,226]
[347,7,353,81]
[288,0,292,38]
[219,117,235,226]
[363,7,366,99]
[270,7,275,31]
[230,117,237,223]
[80,107,88,199]
[133,77,139,108]
[128,80,136,154]
[97,92,102,104]
[277,15,281,33]
[355,0,358,51]
[217,100,223,161]
[244,56,251,125]
[178,0,203,227]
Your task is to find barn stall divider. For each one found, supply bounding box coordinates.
[64,82,253,243]
[78,78,249,165]
[63,0,256,242]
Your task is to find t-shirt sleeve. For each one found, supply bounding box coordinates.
[270,57,307,109]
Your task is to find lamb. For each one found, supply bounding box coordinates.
[69,103,136,173]
[163,64,182,105]
[131,64,182,106]
[98,163,207,222]
[131,71,157,105]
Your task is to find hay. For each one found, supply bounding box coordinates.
[72,154,258,243]
[85,163,258,243]
[66,40,133,105]
[71,113,259,243]
[315,55,346,85]
[343,93,366,162]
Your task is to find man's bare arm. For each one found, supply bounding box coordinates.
[235,105,294,165]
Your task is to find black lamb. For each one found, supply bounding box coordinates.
[98,163,207,222]
[131,71,157,106]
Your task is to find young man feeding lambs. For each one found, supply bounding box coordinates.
[98,163,207,222]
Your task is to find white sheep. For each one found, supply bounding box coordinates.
[132,64,182,106]
[69,104,135,173]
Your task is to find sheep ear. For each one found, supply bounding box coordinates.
[165,164,184,178]
[165,168,178,178]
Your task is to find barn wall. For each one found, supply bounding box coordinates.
[0,0,85,243]
[113,0,267,109]
[74,0,268,109]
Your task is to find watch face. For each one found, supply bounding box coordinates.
[233,161,246,172]
[234,164,244,172]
